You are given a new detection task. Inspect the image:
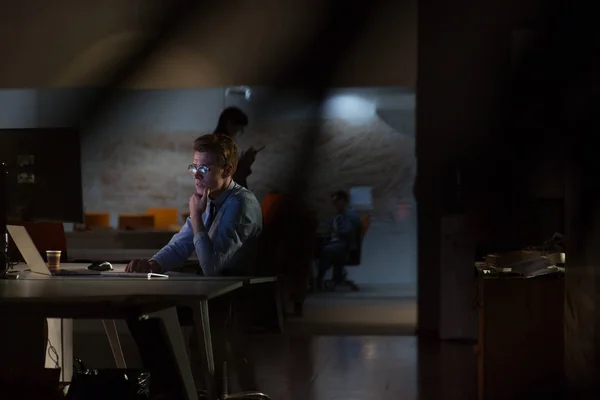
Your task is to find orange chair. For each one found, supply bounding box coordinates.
[84,212,110,229]
[181,212,190,224]
[261,192,281,226]
[146,208,178,230]
[118,214,155,231]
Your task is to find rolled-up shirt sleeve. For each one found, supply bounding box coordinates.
[193,197,259,276]
[150,218,195,272]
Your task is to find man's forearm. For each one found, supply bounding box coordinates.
[150,218,195,272]
[192,216,206,235]
[192,222,220,276]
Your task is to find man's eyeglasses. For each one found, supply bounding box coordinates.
[188,164,211,175]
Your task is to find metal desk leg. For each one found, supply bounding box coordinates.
[221,360,271,400]
[191,300,217,400]
[190,298,271,400]
[102,319,126,369]
[143,307,198,400]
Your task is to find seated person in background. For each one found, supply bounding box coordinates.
[213,106,264,189]
[315,190,361,291]
[126,133,263,276]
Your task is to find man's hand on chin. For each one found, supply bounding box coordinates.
[189,186,210,235]
[125,259,162,273]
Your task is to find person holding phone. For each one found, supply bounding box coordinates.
[212,106,264,189]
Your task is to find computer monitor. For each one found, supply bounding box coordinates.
[0,128,84,223]
[0,128,84,276]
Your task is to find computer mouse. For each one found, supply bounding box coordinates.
[88,261,113,272]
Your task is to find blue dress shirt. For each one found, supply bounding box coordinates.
[151,180,263,276]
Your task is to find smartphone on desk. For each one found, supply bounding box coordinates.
[100,272,169,279]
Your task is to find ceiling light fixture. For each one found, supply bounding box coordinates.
[225,86,252,101]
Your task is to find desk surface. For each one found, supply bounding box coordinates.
[10,263,277,286]
[0,264,274,320]
[0,277,242,303]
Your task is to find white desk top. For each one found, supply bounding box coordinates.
[9,263,277,286]
[0,276,242,303]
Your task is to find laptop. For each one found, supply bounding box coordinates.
[7,225,100,276]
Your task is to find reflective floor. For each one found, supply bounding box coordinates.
[287,284,417,335]
[75,287,476,400]
[75,332,476,400]
[252,335,417,400]
[249,335,476,400]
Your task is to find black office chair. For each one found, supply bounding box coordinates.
[324,214,370,292]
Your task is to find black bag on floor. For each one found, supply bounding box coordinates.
[66,359,150,400]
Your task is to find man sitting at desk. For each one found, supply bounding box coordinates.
[124,133,263,397]
[125,133,263,276]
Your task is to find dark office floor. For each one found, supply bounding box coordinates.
[287,283,417,335]
[75,334,476,400]
[251,286,475,400]
[74,287,477,400]
[249,334,476,400]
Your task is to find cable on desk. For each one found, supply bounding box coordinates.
[47,338,59,369]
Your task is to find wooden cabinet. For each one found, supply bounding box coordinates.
[476,275,564,399]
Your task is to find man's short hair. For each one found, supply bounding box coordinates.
[332,190,349,202]
[193,134,239,172]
